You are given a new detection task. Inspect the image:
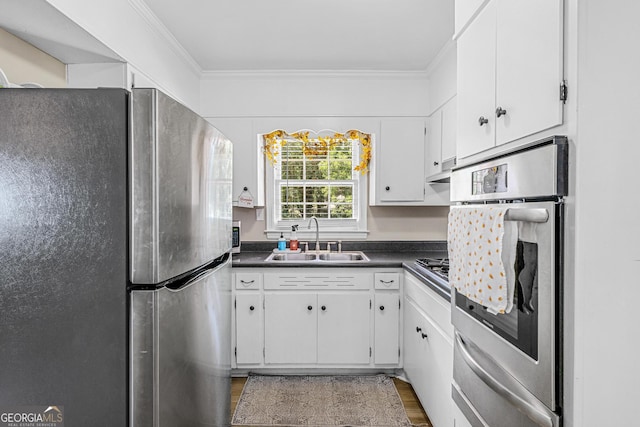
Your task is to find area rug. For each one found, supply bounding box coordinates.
[231,374,412,426]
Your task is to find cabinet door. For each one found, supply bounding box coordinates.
[264,293,317,364]
[235,293,262,364]
[425,112,443,178]
[495,0,563,145]
[377,118,426,202]
[404,299,454,427]
[374,293,400,364]
[441,96,458,162]
[457,0,497,159]
[207,118,262,207]
[317,293,370,364]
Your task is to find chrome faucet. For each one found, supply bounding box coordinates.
[307,216,320,252]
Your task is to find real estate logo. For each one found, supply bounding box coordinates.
[0,405,64,427]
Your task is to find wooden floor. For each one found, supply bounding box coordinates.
[230,376,432,427]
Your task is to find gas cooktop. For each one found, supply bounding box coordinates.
[411,257,451,300]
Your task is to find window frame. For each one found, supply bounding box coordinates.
[264,131,369,240]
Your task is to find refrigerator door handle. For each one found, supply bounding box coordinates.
[454,332,557,427]
[165,253,231,291]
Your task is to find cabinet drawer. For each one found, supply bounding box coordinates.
[404,272,453,338]
[235,272,261,290]
[264,272,372,290]
[374,272,400,290]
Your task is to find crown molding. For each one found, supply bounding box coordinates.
[128,0,202,75]
[424,38,456,77]
[201,69,430,80]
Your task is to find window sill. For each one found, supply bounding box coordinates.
[265,230,369,240]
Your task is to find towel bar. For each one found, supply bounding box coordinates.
[504,208,549,223]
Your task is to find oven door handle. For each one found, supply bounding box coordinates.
[454,332,558,427]
[504,208,549,223]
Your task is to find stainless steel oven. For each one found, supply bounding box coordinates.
[449,137,567,427]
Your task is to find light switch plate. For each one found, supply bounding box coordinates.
[255,207,265,221]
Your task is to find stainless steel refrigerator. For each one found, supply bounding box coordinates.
[0,88,233,426]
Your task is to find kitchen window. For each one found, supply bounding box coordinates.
[264,130,370,239]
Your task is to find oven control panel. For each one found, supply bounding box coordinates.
[472,163,508,195]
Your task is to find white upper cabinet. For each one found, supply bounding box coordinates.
[495,0,564,145]
[371,118,426,205]
[425,112,443,179]
[456,0,564,160]
[457,1,498,158]
[441,96,458,164]
[426,96,458,180]
[206,118,264,207]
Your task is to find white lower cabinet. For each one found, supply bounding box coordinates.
[233,268,402,370]
[264,292,318,364]
[264,292,371,365]
[403,272,454,427]
[317,293,371,364]
[374,292,400,364]
[235,293,263,364]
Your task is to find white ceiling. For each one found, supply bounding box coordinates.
[142,0,454,72]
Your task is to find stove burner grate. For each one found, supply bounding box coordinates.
[415,258,449,279]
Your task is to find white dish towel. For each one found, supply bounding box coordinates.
[448,205,518,314]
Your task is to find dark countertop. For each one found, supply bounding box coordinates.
[232,241,451,302]
[231,240,448,269]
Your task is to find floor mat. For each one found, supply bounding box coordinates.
[231,374,412,426]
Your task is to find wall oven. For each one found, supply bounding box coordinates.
[449,137,567,427]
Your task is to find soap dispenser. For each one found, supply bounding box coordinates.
[277,233,286,251]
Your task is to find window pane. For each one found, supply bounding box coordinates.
[282,141,304,158]
[281,204,304,219]
[329,204,353,218]
[305,204,329,218]
[329,160,353,180]
[330,143,352,159]
[329,186,353,202]
[281,186,304,203]
[306,160,328,180]
[281,160,303,179]
[305,186,328,202]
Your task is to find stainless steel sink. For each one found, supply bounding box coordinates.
[268,253,317,261]
[264,251,369,263]
[317,252,368,261]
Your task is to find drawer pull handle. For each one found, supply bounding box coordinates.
[478,116,489,126]
[379,279,395,284]
[321,305,327,311]
[249,305,255,311]
[416,326,422,333]
[379,305,385,311]
[421,333,428,339]
[307,305,313,311]
[240,280,255,284]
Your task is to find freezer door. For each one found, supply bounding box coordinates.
[130,88,233,284]
[130,257,232,427]
[0,88,128,425]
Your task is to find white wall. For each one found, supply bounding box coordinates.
[569,1,640,425]
[202,67,452,241]
[45,0,201,111]
[201,71,429,117]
